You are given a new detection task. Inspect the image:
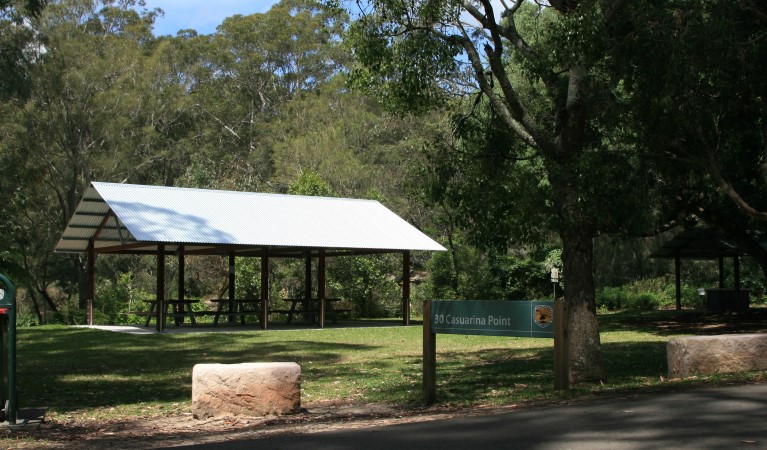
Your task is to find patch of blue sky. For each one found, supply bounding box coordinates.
[141,0,281,36]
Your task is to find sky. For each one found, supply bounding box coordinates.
[141,1,503,37]
[141,1,282,36]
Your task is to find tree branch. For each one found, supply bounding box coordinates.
[701,126,767,222]
[452,1,555,154]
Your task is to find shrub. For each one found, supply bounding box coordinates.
[596,286,628,311]
[486,255,549,300]
[597,276,712,312]
[626,292,660,311]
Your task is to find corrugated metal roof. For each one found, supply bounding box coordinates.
[55,182,446,254]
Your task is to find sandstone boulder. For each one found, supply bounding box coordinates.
[667,334,767,379]
[192,362,301,419]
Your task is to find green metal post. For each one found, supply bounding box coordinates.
[0,274,17,424]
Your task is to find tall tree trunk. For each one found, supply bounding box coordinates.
[560,225,605,382]
[549,158,606,382]
[549,64,606,383]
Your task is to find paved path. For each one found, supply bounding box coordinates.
[170,383,767,449]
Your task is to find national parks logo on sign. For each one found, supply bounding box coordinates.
[534,305,553,328]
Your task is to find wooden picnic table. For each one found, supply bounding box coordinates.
[142,299,199,327]
[275,298,347,325]
[209,298,261,325]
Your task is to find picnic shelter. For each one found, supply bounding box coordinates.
[650,227,757,311]
[55,182,446,331]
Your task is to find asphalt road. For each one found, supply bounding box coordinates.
[170,383,767,450]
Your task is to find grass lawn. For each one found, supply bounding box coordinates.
[15,309,767,425]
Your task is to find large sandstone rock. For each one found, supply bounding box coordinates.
[667,334,767,378]
[192,362,301,419]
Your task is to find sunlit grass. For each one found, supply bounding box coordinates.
[14,312,766,423]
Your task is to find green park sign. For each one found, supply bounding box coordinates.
[430,300,556,338]
[423,299,569,404]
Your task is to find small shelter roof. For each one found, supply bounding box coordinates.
[55,182,446,256]
[649,228,745,259]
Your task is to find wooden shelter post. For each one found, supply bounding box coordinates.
[674,255,681,311]
[403,251,411,325]
[177,246,185,301]
[718,257,725,288]
[260,253,269,330]
[228,252,236,324]
[318,249,326,328]
[87,239,95,326]
[734,255,741,291]
[305,252,312,301]
[156,245,166,332]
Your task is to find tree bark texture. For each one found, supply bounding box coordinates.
[547,64,606,383]
[560,226,606,382]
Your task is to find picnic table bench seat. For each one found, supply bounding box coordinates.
[141,299,199,326]
[274,298,350,324]
[210,298,261,325]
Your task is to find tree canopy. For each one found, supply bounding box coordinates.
[1,0,765,385]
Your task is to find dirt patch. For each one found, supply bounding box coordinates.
[5,401,524,449]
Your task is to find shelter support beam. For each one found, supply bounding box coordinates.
[734,256,740,291]
[675,255,681,311]
[719,257,725,288]
[228,252,236,324]
[85,211,113,325]
[260,253,269,330]
[87,239,95,325]
[305,253,312,301]
[178,246,185,301]
[318,249,326,328]
[403,251,411,325]
[157,245,165,332]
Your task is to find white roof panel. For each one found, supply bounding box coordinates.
[55,182,446,254]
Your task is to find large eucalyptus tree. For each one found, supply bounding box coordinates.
[0,0,173,318]
[342,0,671,382]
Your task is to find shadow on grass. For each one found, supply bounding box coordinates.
[598,307,767,336]
[17,327,383,412]
[371,340,670,406]
[19,306,761,415]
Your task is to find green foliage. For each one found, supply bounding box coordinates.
[94,272,153,325]
[233,258,261,300]
[597,289,660,312]
[288,170,336,197]
[485,254,550,300]
[596,278,707,312]
[9,0,765,335]
[602,1,767,273]
[0,0,47,100]
[329,255,400,317]
[425,242,560,302]
[421,101,553,251]
[425,251,455,299]
[346,1,462,115]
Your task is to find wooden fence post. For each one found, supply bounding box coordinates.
[423,300,436,404]
[554,301,569,390]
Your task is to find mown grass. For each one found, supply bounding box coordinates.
[15,309,767,424]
